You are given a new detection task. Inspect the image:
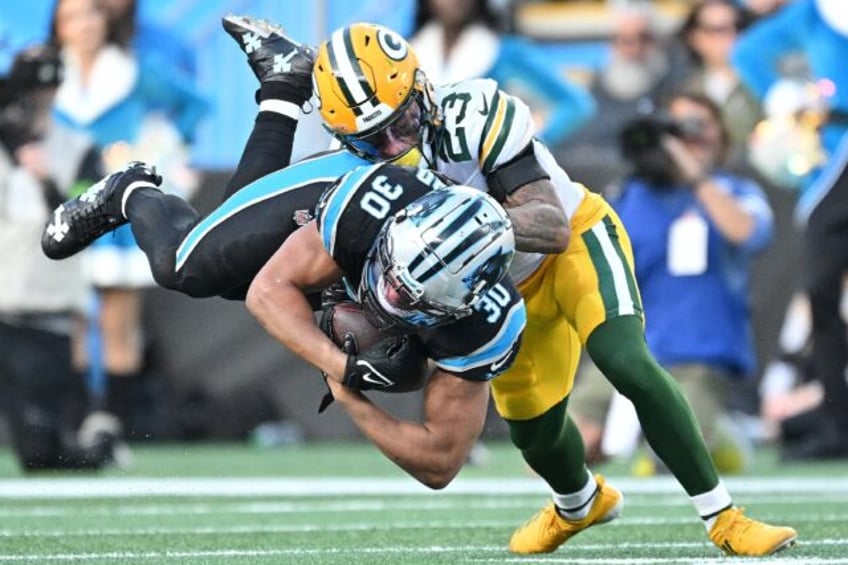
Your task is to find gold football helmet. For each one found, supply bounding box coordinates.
[312,23,439,162]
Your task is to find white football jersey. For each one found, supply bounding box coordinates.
[428,79,586,283]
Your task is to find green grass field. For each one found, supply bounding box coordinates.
[0,441,846,564]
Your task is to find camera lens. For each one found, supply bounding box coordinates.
[676,117,706,140]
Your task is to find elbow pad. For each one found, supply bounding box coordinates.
[485,142,550,202]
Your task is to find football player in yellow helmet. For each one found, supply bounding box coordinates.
[309,20,796,559]
[42,15,798,558]
[312,23,440,165]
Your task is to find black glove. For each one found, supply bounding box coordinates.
[320,281,351,310]
[343,334,427,391]
[317,329,359,414]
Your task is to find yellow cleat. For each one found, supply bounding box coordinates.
[709,507,798,556]
[509,474,623,554]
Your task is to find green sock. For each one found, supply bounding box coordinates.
[506,397,590,494]
[587,316,719,495]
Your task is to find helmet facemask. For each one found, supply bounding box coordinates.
[358,187,514,334]
[359,223,470,334]
[320,67,440,166]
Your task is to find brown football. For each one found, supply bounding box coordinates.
[323,301,431,393]
[324,301,386,353]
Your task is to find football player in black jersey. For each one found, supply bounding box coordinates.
[40,16,796,555]
[247,163,525,488]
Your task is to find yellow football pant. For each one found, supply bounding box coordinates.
[491,190,643,420]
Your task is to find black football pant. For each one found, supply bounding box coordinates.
[804,156,848,434]
[125,112,313,301]
[0,320,109,471]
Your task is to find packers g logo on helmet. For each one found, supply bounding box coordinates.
[313,23,421,138]
[377,28,408,61]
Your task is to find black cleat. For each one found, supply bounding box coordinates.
[42,161,161,260]
[222,14,316,84]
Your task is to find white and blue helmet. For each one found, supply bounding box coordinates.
[360,185,515,332]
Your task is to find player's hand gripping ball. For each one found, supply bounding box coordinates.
[320,302,430,392]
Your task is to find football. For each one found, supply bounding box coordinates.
[323,301,385,353]
[322,301,430,392]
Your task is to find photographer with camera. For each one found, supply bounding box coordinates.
[0,44,117,471]
[571,91,774,472]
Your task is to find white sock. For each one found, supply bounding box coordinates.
[691,481,733,531]
[121,181,158,219]
[552,469,597,520]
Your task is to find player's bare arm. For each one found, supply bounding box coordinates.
[502,177,570,254]
[325,370,489,489]
[246,222,349,382]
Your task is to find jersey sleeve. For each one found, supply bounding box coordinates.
[441,78,536,175]
[315,164,386,275]
[315,163,437,281]
[423,280,526,381]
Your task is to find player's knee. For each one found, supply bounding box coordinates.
[148,254,179,290]
[595,347,658,400]
[170,261,227,299]
[148,241,228,297]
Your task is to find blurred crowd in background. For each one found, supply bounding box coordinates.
[1,0,847,473]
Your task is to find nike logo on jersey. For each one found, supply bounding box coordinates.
[478,94,490,117]
[489,350,513,372]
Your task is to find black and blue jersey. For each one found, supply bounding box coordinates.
[316,163,525,382]
[170,150,365,299]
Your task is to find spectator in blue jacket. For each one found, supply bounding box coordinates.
[408,0,595,148]
[571,91,773,472]
[732,0,848,459]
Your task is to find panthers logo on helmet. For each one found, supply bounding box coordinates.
[359,185,515,332]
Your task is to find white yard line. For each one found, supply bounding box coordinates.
[1,494,847,517]
[0,546,844,564]
[0,477,842,563]
[1,476,848,498]
[0,519,846,538]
